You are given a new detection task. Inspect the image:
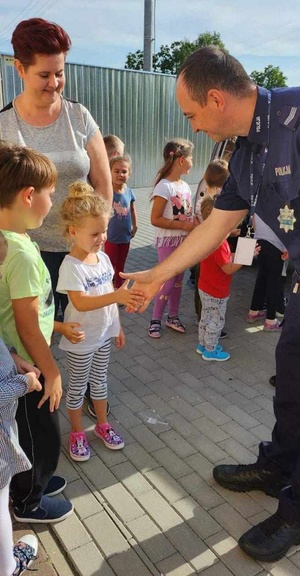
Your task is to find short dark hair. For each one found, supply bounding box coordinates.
[204,159,229,188]
[178,46,254,106]
[0,142,57,208]
[201,193,218,221]
[12,18,71,68]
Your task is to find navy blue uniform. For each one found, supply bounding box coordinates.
[216,86,300,522]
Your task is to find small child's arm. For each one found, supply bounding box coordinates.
[68,279,144,312]
[0,346,41,409]
[12,296,62,412]
[131,201,138,238]
[221,261,243,275]
[10,350,40,378]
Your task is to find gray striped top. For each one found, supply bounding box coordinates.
[0,98,99,252]
[0,338,31,489]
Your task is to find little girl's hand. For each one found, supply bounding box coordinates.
[254,242,261,257]
[182,218,199,233]
[115,279,144,309]
[25,371,42,393]
[131,226,138,238]
[115,327,126,349]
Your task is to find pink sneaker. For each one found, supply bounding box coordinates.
[246,311,266,323]
[69,431,90,461]
[263,319,282,332]
[94,423,125,450]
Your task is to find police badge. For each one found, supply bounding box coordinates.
[277,204,296,233]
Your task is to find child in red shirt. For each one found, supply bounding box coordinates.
[197,195,243,361]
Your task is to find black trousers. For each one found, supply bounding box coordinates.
[41,251,68,318]
[10,374,61,512]
[250,239,284,320]
[258,269,300,522]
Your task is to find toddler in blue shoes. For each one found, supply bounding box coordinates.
[196,195,245,362]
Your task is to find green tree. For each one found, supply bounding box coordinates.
[125,31,225,74]
[250,65,287,88]
[125,49,144,71]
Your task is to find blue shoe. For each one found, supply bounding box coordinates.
[196,343,222,355]
[14,495,74,524]
[44,475,67,497]
[202,347,230,362]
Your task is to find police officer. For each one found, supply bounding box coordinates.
[122,46,300,562]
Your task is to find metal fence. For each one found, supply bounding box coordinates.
[0,54,214,187]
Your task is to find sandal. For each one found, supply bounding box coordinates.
[148,320,161,338]
[165,315,186,333]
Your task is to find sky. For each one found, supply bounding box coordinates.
[0,0,300,86]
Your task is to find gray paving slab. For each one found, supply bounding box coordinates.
[13,186,297,575]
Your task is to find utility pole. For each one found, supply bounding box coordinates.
[143,0,154,71]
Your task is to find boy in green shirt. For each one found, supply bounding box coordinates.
[0,143,73,522]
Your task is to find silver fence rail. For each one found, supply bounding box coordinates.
[0,54,214,187]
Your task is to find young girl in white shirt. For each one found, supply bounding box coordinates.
[57,182,144,460]
[148,139,198,338]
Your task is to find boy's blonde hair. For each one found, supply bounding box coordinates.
[0,142,57,208]
[155,138,194,186]
[200,194,218,221]
[60,181,111,238]
[204,159,229,189]
[103,134,125,160]
[110,153,132,171]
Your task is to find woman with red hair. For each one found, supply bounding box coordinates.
[0,17,112,526]
[0,18,112,317]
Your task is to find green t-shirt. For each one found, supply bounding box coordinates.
[0,231,54,363]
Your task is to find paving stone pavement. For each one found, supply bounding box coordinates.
[13,186,300,576]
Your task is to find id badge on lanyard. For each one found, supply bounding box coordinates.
[234,92,271,266]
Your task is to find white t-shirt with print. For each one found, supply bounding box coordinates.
[57,252,120,353]
[150,178,193,247]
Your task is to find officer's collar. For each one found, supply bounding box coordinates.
[247,86,271,147]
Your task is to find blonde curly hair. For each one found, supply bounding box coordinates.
[60,181,111,238]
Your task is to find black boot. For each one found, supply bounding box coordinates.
[239,511,300,561]
[213,463,290,497]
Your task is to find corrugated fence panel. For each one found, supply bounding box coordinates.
[0,55,214,187]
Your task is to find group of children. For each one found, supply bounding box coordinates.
[147,141,286,363]
[1,131,281,574]
[145,140,243,362]
[0,138,142,575]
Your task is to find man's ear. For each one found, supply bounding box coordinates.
[207,89,225,110]
[22,186,34,206]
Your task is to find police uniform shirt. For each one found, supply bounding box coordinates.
[215,86,300,267]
